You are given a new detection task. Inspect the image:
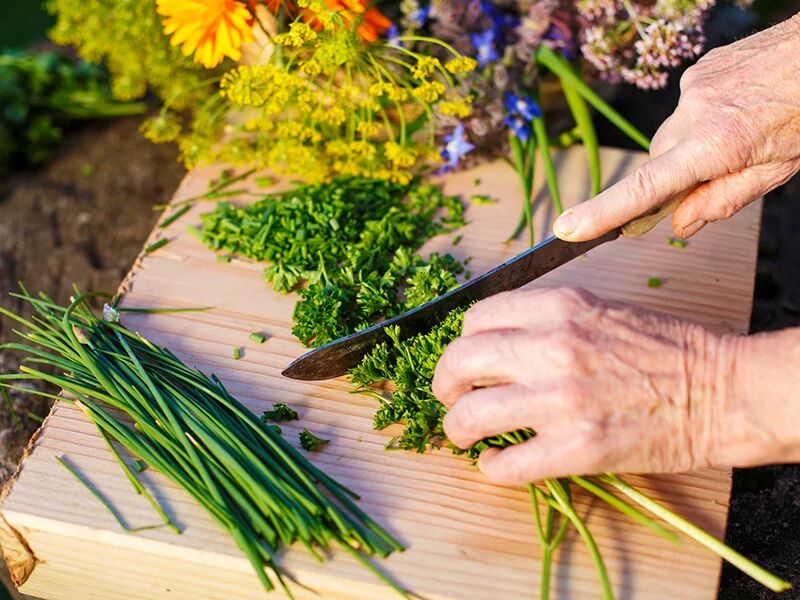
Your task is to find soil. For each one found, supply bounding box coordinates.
[1,28,799,598]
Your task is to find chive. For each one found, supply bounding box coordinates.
[118,306,212,314]
[668,237,687,249]
[217,255,232,263]
[158,204,193,229]
[232,346,242,360]
[648,277,663,288]
[471,194,495,205]
[144,238,169,254]
[249,332,266,344]
[255,176,275,188]
[27,411,44,424]
[452,234,463,246]
[132,460,147,473]
[2,387,20,428]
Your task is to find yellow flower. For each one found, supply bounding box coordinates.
[445,56,479,74]
[275,21,318,47]
[412,81,446,103]
[157,0,255,69]
[384,142,417,168]
[412,57,441,80]
[437,97,473,118]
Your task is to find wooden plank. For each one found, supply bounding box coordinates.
[0,146,761,599]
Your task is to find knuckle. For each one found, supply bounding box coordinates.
[628,165,660,204]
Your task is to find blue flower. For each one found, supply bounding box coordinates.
[409,5,430,27]
[505,93,541,122]
[440,123,475,172]
[470,29,499,67]
[386,24,403,47]
[504,115,531,143]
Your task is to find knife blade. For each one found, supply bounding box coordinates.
[282,229,620,381]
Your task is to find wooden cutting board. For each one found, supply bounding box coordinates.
[0,146,762,600]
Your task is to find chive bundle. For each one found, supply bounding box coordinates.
[0,289,405,598]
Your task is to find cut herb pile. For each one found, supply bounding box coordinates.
[0,289,405,598]
[197,176,467,347]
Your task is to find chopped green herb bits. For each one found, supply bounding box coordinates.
[300,429,330,452]
[648,277,663,288]
[249,332,266,344]
[232,346,242,360]
[262,403,299,422]
[132,459,147,473]
[158,204,192,229]
[471,194,496,205]
[668,237,687,249]
[144,238,169,254]
[216,255,232,263]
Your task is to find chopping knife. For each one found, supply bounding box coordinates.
[282,195,683,381]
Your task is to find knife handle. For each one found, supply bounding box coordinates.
[621,192,688,239]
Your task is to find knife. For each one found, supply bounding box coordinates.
[282,195,683,381]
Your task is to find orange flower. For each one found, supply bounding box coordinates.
[157,0,256,69]
[322,0,392,42]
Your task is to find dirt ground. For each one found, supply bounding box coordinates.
[0,103,798,600]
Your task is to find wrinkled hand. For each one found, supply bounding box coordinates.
[432,288,735,485]
[553,15,800,242]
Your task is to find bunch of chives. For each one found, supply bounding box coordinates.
[0,289,405,598]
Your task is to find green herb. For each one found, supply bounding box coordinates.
[452,234,463,246]
[132,460,147,473]
[159,204,193,229]
[27,411,44,424]
[262,403,299,423]
[198,177,467,347]
[144,238,169,254]
[470,194,496,205]
[668,237,687,249]
[300,429,330,452]
[216,255,232,263]
[648,277,663,288]
[232,346,242,360]
[473,178,482,186]
[249,332,267,344]
[1,289,406,596]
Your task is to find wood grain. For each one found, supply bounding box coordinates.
[0,146,761,599]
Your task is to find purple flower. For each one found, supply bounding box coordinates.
[505,93,541,122]
[503,115,531,142]
[470,29,499,67]
[441,123,475,171]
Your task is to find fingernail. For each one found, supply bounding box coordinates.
[554,212,577,238]
[680,219,706,238]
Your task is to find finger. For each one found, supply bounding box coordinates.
[462,287,597,337]
[442,385,562,449]
[477,421,607,484]
[553,143,721,242]
[672,163,797,238]
[432,330,526,407]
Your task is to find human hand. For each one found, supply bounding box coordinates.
[553,14,800,242]
[432,288,800,485]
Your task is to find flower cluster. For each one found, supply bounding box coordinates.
[576,0,741,89]
[48,0,750,181]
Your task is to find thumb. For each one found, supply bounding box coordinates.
[553,144,712,242]
[672,165,782,238]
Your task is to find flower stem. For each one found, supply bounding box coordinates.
[536,46,650,151]
[600,474,792,593]
[532,116,563,215]
[561,81,602,196]
[508,134,536,246]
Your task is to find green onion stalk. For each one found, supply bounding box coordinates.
[507,46,650,246]
[0,288,407,599]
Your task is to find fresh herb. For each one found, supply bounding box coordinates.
[232,346,242,360]
[452,234,463,246]
[262,403,299,423]
[249,332,266,344]
[473,178,482,186]
[470,194,496,205]
[668,237,688,249]
[0,50,146,176]
[144,238,169,254]
[216,255,232,263]
[300,429,330,452]
[648,277,663,288]
[198,176,467,347]
[0,289,406,596]
[159,204,193,229]
[132,460,147,473]
[255,175,276,188]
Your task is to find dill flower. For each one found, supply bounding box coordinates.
[140,111,182,142]
[156,0,255,69]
